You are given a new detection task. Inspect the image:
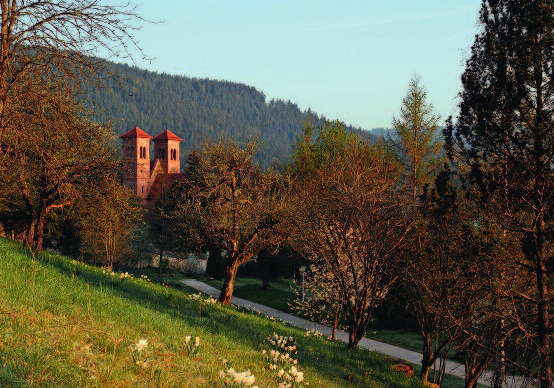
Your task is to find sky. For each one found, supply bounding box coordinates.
[116,1,483,130]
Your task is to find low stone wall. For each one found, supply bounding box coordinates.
[150,252,207,277]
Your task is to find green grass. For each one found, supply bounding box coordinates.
[365,328,423,354]
[0,237,426,387]
[208,277,297,314]
[207,277,424,350]
[203,277,489,388]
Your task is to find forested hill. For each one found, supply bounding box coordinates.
[85,60,378,166]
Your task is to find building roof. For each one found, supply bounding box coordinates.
[120,126,153,139]
[152,129,183,142]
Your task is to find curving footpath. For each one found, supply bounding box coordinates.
[183,279,526,387]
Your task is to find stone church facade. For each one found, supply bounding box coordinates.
[120,126,183,200]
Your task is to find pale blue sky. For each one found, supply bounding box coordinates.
[119,1,482,130]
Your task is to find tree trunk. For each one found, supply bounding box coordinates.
[25,208,46,253]
[262,252,270,290]
[25,214,37,252]
[536,244,551,388]
[492,339,505,388]
[464,356,489,388]
[420,332,432,384]
[347,313,368,350]
[33,209,46,253]
[465,377,479,388]
[219,260,239,305]
[158,245,164,278]
[523,230,552,388]
[331,302,342,340]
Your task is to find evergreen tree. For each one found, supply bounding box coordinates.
[445,1,554,385]
[390,75,442,201]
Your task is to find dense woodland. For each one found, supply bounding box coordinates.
[84,60,379,166]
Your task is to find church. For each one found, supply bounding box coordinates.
[120,126,183,200]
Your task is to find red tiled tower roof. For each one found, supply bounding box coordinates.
[152,129,183,142]
[120,126,153,139]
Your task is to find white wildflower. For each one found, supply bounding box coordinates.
[136,338,148,352]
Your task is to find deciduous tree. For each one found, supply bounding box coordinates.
[172,140,286,305]
[79,181,144,269]
[0,0,141,146]
[3,80,119,252]
[289,121,413,350]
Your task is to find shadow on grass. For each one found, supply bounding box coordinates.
[0,238,422,388]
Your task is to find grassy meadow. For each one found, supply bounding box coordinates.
[206,277,487,388]
[0,237,427,387]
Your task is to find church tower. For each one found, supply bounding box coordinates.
[120,126,153,199]
[152,129,183,174]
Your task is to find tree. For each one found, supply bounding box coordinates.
[148,175,181,278]
[0,0,140,147]
[387,75,445,382]
[3,79,119,252]
[172,139,286,305]
[408,170,518,388]
[289,121,414,350]
[79,181,144,269]
[0,1,141,252]
[389,75,443,201]
[291,262,345,340]
[445,1,554,385]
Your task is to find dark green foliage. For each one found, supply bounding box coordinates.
[206,247,225,280]
[445,1,554,386]
[84,60,377,167]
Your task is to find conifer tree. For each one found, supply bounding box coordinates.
[445,1,554,385]
[390,75,442,202]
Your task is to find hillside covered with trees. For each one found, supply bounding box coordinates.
[84,60,378,166]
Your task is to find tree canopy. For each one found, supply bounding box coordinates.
[171,140,287,305]
[289,121,413,350]
[390,75,443,201]
[445,1,554,385]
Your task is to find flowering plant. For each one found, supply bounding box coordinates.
[129,338,149,368]
[183,335,201,356]
[218,368,257,387]
[263,333,307,387]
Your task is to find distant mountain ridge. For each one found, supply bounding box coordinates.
[85,60,379,166]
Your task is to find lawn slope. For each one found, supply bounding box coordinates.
[0,238,422,387]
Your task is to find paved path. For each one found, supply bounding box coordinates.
[183,279,526,387]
